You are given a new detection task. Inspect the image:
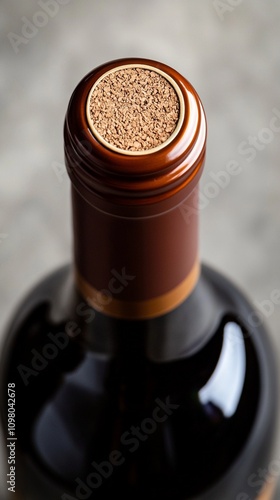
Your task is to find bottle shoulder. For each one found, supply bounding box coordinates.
[1,261,274,357]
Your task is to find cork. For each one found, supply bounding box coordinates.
[86,64,184,155]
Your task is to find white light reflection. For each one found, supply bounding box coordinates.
[199,322,246,418]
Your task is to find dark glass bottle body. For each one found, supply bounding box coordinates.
[0,263,278,500]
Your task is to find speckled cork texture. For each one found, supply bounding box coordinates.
[88,67,180,152]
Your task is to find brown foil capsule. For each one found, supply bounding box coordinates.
[64,58,207,319]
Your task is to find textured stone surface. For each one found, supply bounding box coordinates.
[1,0,280,496]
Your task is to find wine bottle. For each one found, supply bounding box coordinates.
[0,58,278,500]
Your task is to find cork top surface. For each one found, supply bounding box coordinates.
[87,66,181,153]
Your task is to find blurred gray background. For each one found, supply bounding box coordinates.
[0,0,280,497]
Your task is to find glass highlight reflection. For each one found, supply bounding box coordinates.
[199,322,246,417]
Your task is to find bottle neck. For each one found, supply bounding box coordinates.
[73,186,200,320]
[64,58,207,321]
